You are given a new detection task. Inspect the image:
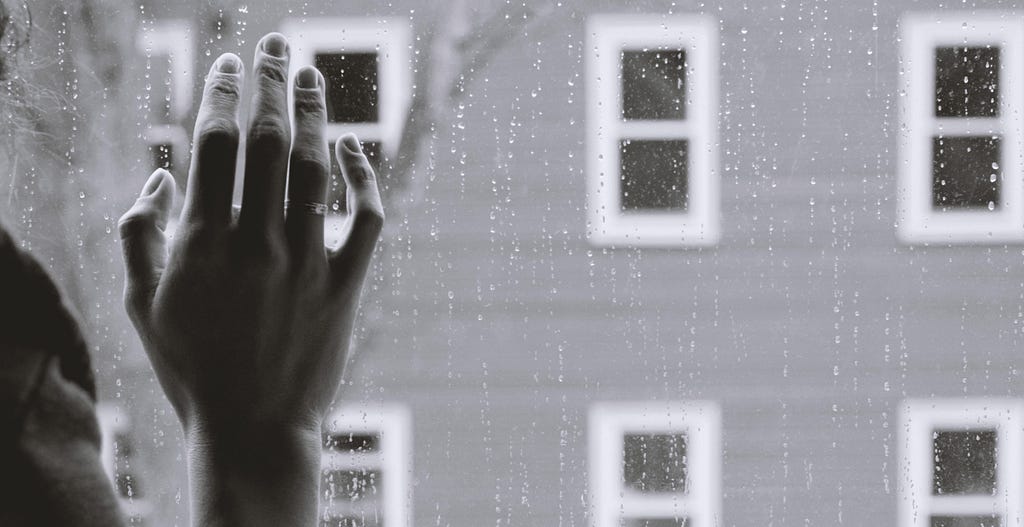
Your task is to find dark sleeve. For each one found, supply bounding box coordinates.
[0,224,126,527]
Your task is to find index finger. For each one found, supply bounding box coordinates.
[180,53,244,228]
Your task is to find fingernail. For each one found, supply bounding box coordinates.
[141,169,168,197]
[215,54,241,73]
[296,66,320,89]
[341,133,362,154]
[261,33,288,58]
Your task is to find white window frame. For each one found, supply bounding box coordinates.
[586,15,719,248]
[589,401,721,527]
[96,403,153,522]
[898,13,1024,244]
[899,399,1024,527]
[281,18,412,248]
[136,20,193,174]
[321,403,411,527]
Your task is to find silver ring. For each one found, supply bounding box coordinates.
[285,200,329,216]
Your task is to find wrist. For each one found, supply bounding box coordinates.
[184,417,323,527]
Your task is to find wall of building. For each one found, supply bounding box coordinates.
[19,0,1024,526]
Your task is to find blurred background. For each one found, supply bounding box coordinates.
[2,1,1024,526]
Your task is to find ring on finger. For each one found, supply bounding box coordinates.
[285,200,329,216]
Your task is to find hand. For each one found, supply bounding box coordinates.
[117,33,384,526]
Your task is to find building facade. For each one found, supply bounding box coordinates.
[10,1,1024,526]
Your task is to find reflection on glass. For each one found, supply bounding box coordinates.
[623,433,687,493]
[621,50,686,120]
[932,429,997,495]
[316,52,379,123]
[619,139,688,212]
[931,136,1000,211]
[935,47,999,118]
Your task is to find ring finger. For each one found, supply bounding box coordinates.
[285,65,329,257]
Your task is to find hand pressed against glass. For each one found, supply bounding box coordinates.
[117,33,383,527]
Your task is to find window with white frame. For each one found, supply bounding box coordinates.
[136,20,192,182]
[899,399,1023,527]
[586,15,719,248]
[898,14,1024,243]
[96,403,152,526]
[589,401,720,527]
[282,18,412,248]
[320,404,411,527]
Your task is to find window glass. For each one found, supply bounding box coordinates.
[623,433,688,493]
[148,142,175,173]
[622,520,690,527]
[935,47,999,118]
[933,430,998,496]
[621,50,686,120]
[899,15,1023,242]
[8,5,1024,527]
[931,136,1000,211]
[930,517,1001,527]
[619,139,688,212]
[587,15,718,247]
[316,52,380,123]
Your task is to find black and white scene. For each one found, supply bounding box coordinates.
[1,1,1021,526]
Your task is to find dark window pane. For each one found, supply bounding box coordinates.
[327,141,382,214]
[932,136,1000,211]
[324,432,380,453]
[149,142,174,174]
[935,47,1000,117]
[116,473,142,499]
[933,429,997,495]
[623,433,687,493]
[932,516,1001,527]
[316,53,379,123]
[622,50,686,120]
[321,469,382,501]
[321,516,382,527]
[620,139,688,212]
[621,519,689,527]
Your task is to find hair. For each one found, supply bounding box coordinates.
[0,1,29,82]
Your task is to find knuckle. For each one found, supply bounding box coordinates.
[248,119,290,151]
[197,118,240,150]
[290,150,330,178]
[117,209,155,239]
[354,205,385,233]
[344,159,377,185]
[293,91,326,118]
[244,232,288,267]
[204,74,242,102]
[256,58,289,85]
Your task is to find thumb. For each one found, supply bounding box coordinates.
[118,169,175,315]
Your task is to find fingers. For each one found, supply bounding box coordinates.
[181,53,243,228]
[118,169,175,314]
[286,66,330,257]
[239,33,291,237]
[329,134,385,283]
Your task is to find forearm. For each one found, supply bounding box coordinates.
[185,421,322,527]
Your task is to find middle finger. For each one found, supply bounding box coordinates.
[239,32,291,237]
